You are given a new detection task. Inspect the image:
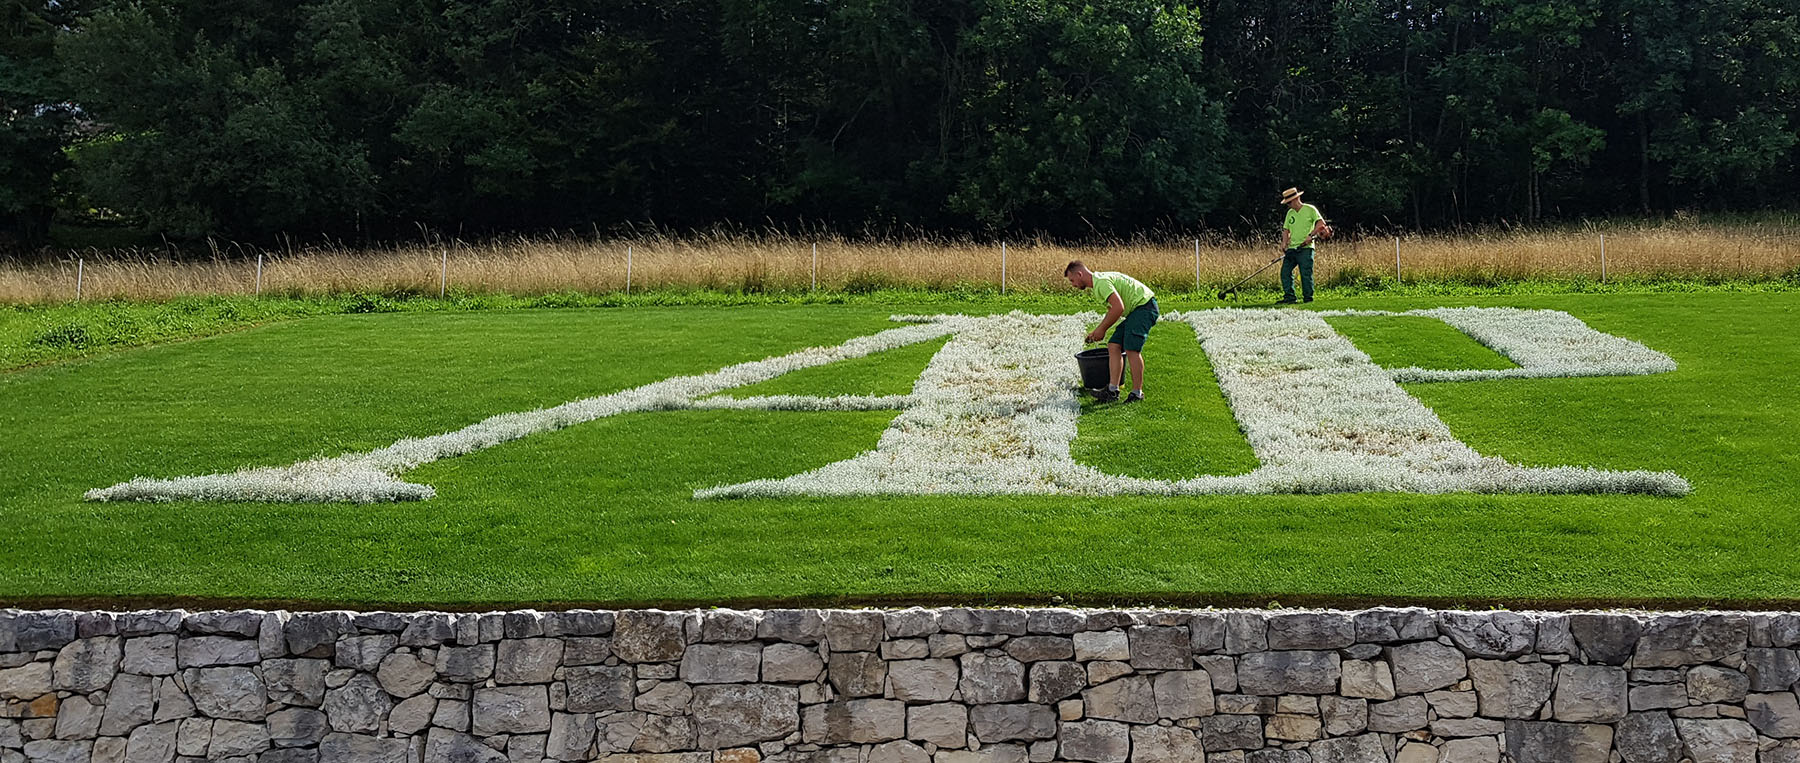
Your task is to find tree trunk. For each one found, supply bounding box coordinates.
[1638,111,1652,215]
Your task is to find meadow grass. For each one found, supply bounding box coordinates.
[1,292,1795,608]
[5,218,1798,303]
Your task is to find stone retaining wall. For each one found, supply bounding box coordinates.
[1,608,1795,763]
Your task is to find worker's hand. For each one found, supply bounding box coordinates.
[1085,328,1106,343]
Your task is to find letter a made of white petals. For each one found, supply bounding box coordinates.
[88,307,1688,503]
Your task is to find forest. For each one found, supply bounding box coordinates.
[3,0,1797,249]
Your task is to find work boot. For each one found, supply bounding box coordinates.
[1277,296,1298,304]
[1303,297,1314,303]
[1125,391,1145,403]
[1092,387,1119,403]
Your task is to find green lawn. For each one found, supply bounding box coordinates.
[2,292,1796,608]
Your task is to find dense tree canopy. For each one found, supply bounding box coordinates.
[2,0,1796,247]
[1,0,86,246]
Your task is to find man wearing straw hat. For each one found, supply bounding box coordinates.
[1278,187,1331,303]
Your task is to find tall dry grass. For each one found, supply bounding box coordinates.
[3,220,1796,303]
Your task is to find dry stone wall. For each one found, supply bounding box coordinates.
[1,608,1796,763]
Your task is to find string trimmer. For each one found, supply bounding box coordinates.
[1217,255,1283,300]
[1217,233,1316,300]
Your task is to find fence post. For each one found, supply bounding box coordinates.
[1194,239,1201,292]
[1394,237,1402,283]
[255,254,264,295]
[811,243,818,292]
[438,249,448,298]
[1600,233,1608,283]
[76,258,84,300]
[626,245,633,294]
[1001,241,1008,294]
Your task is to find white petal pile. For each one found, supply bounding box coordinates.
[1159,308,1689,497]
[683,394,915,412]
[88,306,1689,503]
[85,321,958,503]
[699,311,1154,498]
[703,308,1689,498]
[1319,307,1678,382]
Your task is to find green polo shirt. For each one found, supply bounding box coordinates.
[1284,203,1323,249]
[1093,271,1154,314]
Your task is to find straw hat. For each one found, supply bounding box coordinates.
[1279,187,1304,204]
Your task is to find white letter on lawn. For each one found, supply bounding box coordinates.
[703,308,1688,498]
[89,307,1687,503]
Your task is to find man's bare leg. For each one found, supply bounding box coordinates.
[1126,350,1145,394]
[1108,343,1124,389]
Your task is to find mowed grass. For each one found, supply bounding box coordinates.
[1073,321,1260,481]
[719,337,948,398]
[1,293,1796,607]
[1325,315,1518,371]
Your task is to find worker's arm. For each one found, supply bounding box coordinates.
[1281,225,1292,252]
[1085,293,1126,343]
[1310,210,1329,242]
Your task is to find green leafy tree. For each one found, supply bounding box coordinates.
[20,0,1800,242]
[942,0,1231,233]
[56,3,377,235]
[1,0,89,249]
[1521,108,1605,221]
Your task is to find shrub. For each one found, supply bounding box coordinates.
[342,294,401,314]
[29,323,91,348]
[843,272,890,294]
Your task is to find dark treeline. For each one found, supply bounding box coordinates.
[2,0,1797,250]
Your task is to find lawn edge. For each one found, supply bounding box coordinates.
[8,591,1799,613]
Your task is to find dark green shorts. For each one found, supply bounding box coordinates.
[1110,298,1159,352]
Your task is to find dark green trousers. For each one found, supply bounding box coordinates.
[1282,247,1315,301]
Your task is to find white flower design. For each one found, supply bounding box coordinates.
[703,308,1688,498]
[1320,307,1678,382]
[85,321,959,503]
[89,307,1689,503]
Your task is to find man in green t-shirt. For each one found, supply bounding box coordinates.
[1064,261,1158,403]
[1278,187,1331,303]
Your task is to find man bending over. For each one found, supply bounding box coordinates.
[1064,261,1158,403]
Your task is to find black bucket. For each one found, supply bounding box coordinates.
[1075,348,1112,389]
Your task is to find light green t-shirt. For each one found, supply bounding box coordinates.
[1093,271,1154,313]
[1284,203,1323,249]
